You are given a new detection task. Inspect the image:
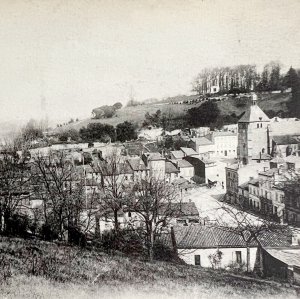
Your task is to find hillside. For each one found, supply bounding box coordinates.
[0,237,298,299]
[52,93,291,133]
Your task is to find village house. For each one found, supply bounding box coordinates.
[271,135,300,158]
[207,131,238,158]
[225,162,269,203]
[188,137,214,160]
[175,159,194,180]
[165,161,180,183]
[184,156,217,183]
[173,225,258,270]
[256,246,300,284]
[168,225,294,272]
[142,152,165,179]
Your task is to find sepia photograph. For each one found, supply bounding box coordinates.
[0,0,300,298]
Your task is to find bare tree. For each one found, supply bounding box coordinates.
[93,151,131,234]
[0,143,32,234]
[31,150,92,243]
[129,176,180,261]
[218,198,289,272]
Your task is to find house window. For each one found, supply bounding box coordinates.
[235,251,242,264]
[260,123,263,128]
[257,123,259,128]
[194,255,201,266]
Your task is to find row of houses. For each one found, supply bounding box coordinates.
[226,155,300,226]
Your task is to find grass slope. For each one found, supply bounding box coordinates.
[54,93,290,133]
[0,237,297,299]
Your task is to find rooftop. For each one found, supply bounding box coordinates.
[177,159,193,168]
[170,150,184,159]
[272,135,300,145]
[173,225,257,249]
[191,137,213,146]
[165,161,180,174]
[180,147,198,156]
[264,247,300,267]
[238,104,270,123]
[213,131,237,137]
[127,157,148,171]
[156,202,199,218]
[143,152,165,161]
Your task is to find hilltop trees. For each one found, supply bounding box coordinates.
[92,102,123,119]
[192,64,257,95]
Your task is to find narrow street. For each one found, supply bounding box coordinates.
[182,185,261,226]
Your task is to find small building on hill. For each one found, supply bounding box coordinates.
[173,225,258,270]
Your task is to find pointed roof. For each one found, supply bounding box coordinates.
[238,105,270,123]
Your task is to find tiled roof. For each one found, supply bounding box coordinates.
[238,104,270,123]
[177,159,193,168]
[258,229,292,247]
[173,226,257,249]
[127,158,147,171]
[165,161,180,173]
[161,226,292,250]
[143,152,165,161]
[170,150,184,159]
[160,202,199,217]
[272,135,300,145]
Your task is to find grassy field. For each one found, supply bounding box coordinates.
[53,92,291,133]
[0,237,298,299]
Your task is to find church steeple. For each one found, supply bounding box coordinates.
[252,93,258,106]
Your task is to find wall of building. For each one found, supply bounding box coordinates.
[179,167,194,180]
[178,247,257,270]
[213,135,237,158]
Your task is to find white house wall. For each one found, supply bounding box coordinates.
[178,247,257,270]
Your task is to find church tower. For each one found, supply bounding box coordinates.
[237,93,270,165]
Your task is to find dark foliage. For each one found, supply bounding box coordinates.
[116,121,137,142]
[5,214,30,238]
[79,123,116,142]
[58,129,80,142]
[187,101,220,127]
[153,241,177,262]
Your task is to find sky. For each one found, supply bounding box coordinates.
[0,0,299,125]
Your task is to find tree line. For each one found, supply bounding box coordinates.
[57,121,138,143]
[192,61,298,95]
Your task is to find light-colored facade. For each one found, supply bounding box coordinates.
[179,247,257,270]
[210,131,237,158]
